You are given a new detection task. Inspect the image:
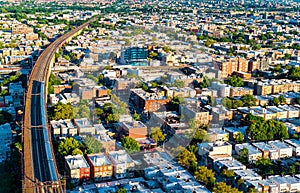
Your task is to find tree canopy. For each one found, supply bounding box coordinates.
[241,94,257,107]
[167,96,184,111]
[234,131,244,143]
[194,166,216,190]
[222,94,257,109]
[58,137,89,156]
[177,149,197,168]
[213,182,241,193]
[48,74,61,94]
[121,136,140,153]
[73,100,90,119]
[49,102,74,120]
[255,157,275,177]
[84,136,102,153]
[171,80,185,88]
[246,114,288,141]
[150,127,166,143]
[227,75,244,87]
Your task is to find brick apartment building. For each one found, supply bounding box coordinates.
[85,153,113,182]
[119,121,148,139]
[130,88,170,113]
[179,102,210,126]
[213,56,249,78]
[12,24,34,35]
[65,155,90,184]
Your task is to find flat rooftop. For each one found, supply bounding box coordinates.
[108,150,134,165]
[65,155,89,169]
[122,121,147,129]
[268,140,292,149]
[87,154,111,167]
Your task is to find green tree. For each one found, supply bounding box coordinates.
[1,72,21,86]
[148,51,158,59]
[271,97,280,106]
[0,89,8,97]
[73,100,90,119]
[278,95,286,104]
[86,74,98,84]
[241,94,257,107]
[213,182,241,193]
[63,55,70,61]
[171,80,184,88]
[234,131,244,143]
[94,108,104,117]
[150,127,166,143]
[239,148,249,164]
[48,73,61,94]
[50,102,74,120]
[132,112,140,121]
[247,115,288,141]
[58,137,81,156]
[72,148,83,155]
[290,67,300,80]
[207,96,216,106]
[227,75,244,87]
[121,136,140,153]
[14,142,22,152]
[136,81,148,91]
[162,46,172,53]
[194,166,216,190]
[105,113,119,124]
[255,157,274,176]
[193,129,208,143]
[221,169,235,178]
[84,136,102,153]
[168,96,184,111]
[222,97,233,109]
[177,149,197,168]
[116,188,127,193]
[199,76,210,89]
[204,39,216,47]
[290,164,296,176]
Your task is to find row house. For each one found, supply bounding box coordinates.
[268,140,293,158]
[235,143,262,163]
[238,105,300,121]
[143,152,210,193]
[252,142,279,160]
[130,88,170,113]
[249,175,300,193]
[207,128,230,142]
[256,79,300,95]
[94,124,116,153]
[213,56,249,78]
[65,150,135,184]
[74,118,96,136]
[118,121,147,139]
[214,159,246,173]
[234,169,262,183]
[65,155,91,185]
[12,24,34,35]
[50,119,78,139]
[283,139,300,157]
[210,105,233,124]
[230,87,254,97]
[179,102,210,126]
[85,154,113,182]
[150,111,190,135]
[107,150,135,179]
